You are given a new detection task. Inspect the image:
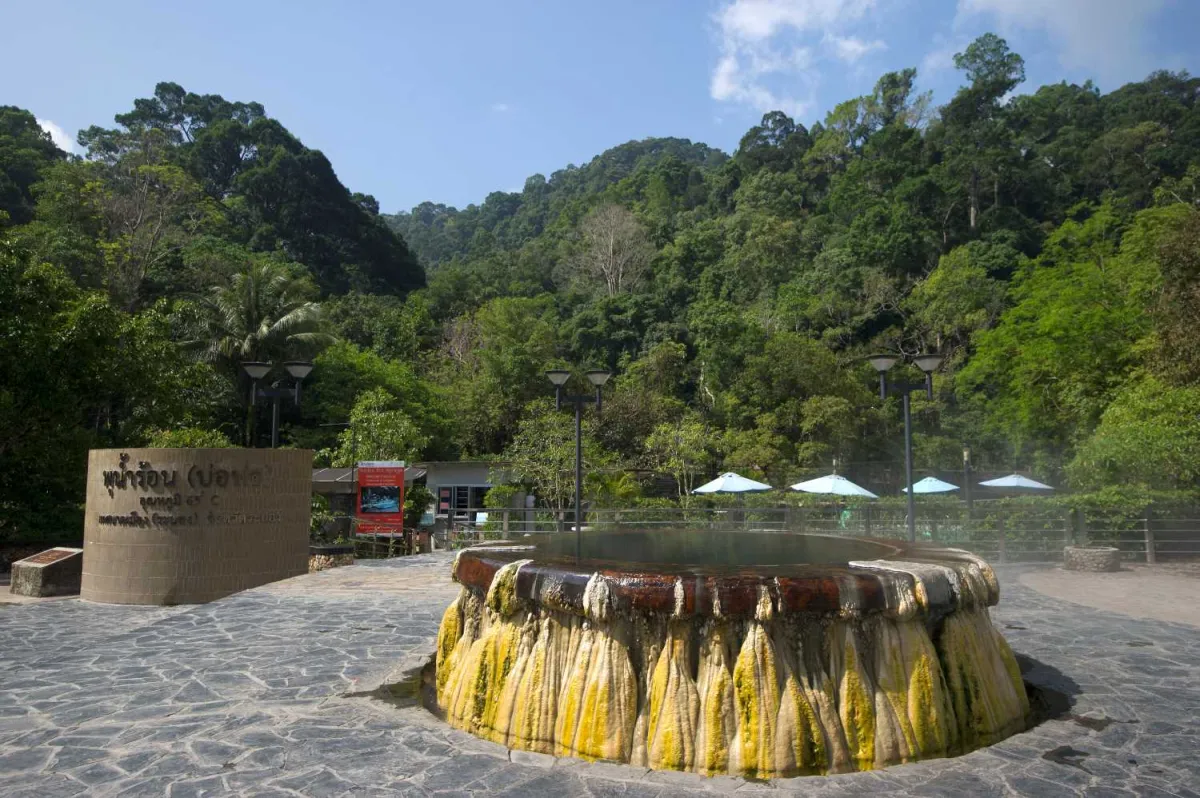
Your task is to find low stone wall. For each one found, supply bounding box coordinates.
[1064,546,1121,572]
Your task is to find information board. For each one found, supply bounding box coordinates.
[356,461,406,535]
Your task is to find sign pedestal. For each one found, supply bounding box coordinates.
[10,548,83,597]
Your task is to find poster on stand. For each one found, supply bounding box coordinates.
[355,461,405,536]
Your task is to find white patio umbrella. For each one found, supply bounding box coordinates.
[692,472,773,494]
[790,474,878,499]
[978,474,1054,490]
[902,476,960,494]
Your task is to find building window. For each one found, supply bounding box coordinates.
[437,486,491,519]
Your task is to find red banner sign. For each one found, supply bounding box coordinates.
[355,461,405,535]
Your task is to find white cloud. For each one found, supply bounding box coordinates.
[491,102,510,113]
[826,34,885,63]
[956,0,1167,83]
[920,36,968,75]
[37,118,78,154]
[709,0,884,116]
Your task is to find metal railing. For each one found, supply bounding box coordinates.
[442,506,1200,565]
[310,506,1200,564]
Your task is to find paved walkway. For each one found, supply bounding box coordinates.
[1,555,1197,797]
[1020,566,1200,628]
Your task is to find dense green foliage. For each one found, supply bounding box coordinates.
[3,37,1199,540]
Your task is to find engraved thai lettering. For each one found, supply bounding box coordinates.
[103,456,178,495]
[189,464,213,489]
[139,493,184,511]
[97,511,151,527]
[151,513,195,527]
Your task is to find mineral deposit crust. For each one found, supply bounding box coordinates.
[434,534,1030,779]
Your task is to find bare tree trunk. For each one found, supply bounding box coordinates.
[575,204,652,296]
[969,169,980,232]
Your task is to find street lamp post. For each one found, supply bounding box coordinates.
[242,361,314,448]
[545,368,611,560]
[866,353,943,542]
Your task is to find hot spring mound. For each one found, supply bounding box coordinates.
[434,531,1029,779]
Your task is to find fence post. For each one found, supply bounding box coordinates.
[1065,510,1074,547]
[1077,509,1088,546]
[997,516,1007,564]
[502,509,510,538]
[931,518,939,543]
[864,505,872,538]
[1143,509,1156,565]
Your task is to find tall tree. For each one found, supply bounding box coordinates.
[940,34,1026,233]
[572,203,653,296]
[82,82,425,295]
[0,106,65,227]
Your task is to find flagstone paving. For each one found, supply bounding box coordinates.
[1,553,1198,797]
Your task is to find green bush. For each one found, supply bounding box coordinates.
[404,484,434,528]
[145,427,237,448]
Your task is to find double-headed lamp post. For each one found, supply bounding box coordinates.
[545,367,611,559]
[866,353,943,542]
[242,360,314,448]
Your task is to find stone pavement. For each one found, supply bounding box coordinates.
[1019,566,1200,628]
[0,554,1197,797]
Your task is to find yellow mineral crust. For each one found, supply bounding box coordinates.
[646,620,701,770]
[731,621,780,778]
[695,621,737,776]
[434,565,1028,779]
[938,610,1030,748]
[773,640,830,776]
[554,622,638,761]
[829,623,876,771]
[435,596,462,696]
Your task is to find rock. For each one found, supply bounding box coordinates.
[308,545,356,573]
[1063,546,1121,572]
[308,553,355,573]
[10,548,83,597]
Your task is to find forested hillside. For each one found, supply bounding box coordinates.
[3,34,1199,540]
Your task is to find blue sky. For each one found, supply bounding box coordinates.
[4,0,1197,214]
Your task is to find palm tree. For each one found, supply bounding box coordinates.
[191,258,335,443]
[194,258,333,365]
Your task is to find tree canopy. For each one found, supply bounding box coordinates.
[3,38,1200,540]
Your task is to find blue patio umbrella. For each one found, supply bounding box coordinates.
[693,472,773,494]
[979,474,1054,490]
[901,476,960,494]
[790,474,878,499]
